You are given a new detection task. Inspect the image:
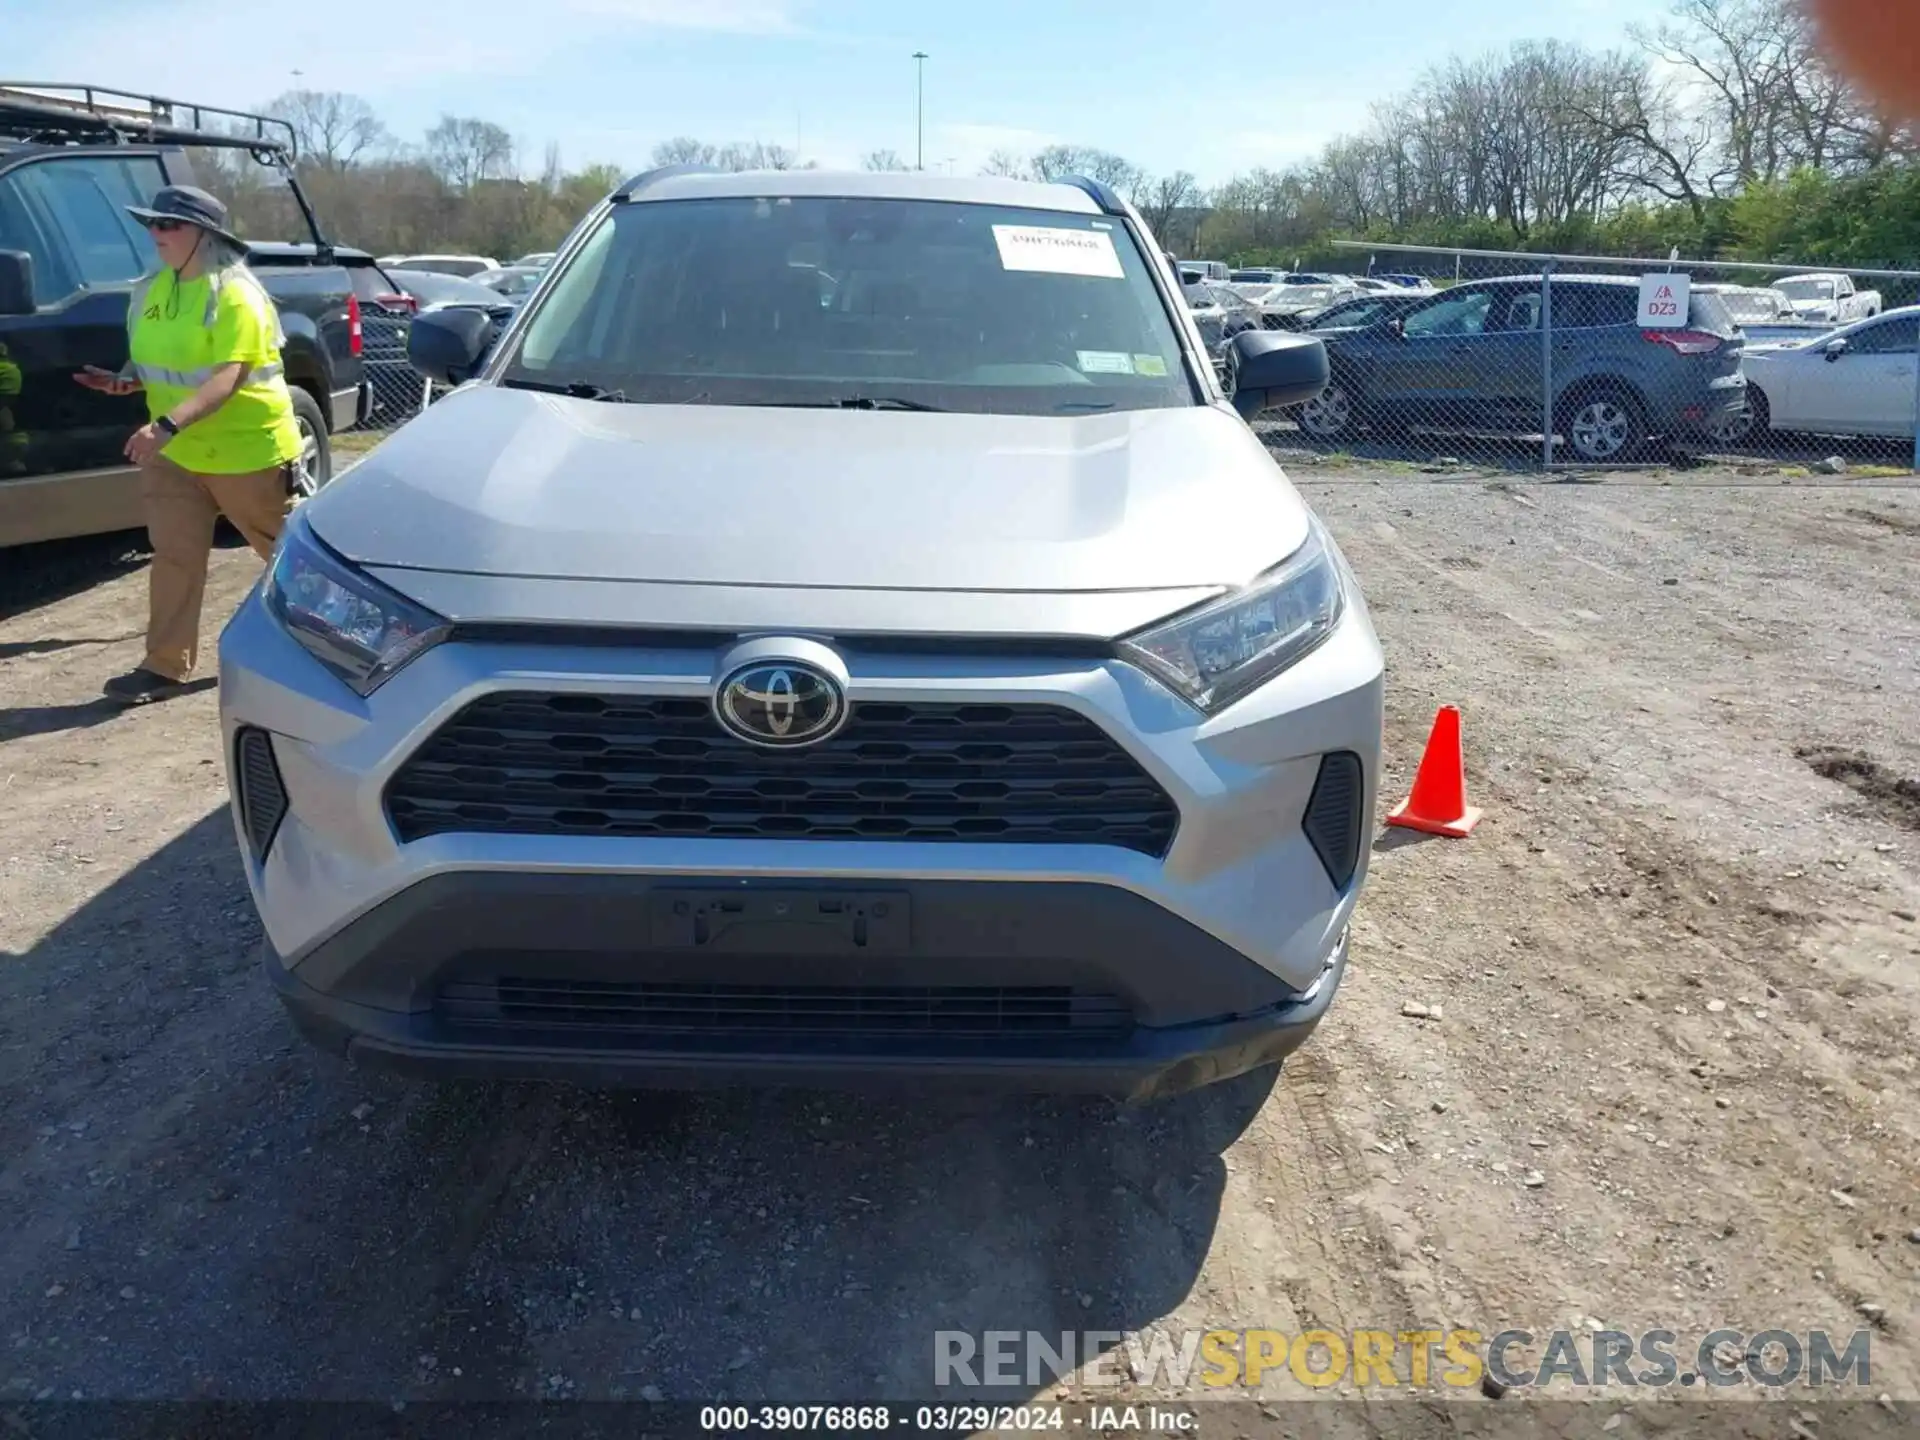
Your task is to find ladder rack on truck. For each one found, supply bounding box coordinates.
[0,82,328,251]
[0,83,297,156]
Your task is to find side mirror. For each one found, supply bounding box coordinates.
[1226,330,1330,420]
[407,306,495,386]
[0,250,34,316]
[1823,337,1849,362]
[1386,317,1407,338]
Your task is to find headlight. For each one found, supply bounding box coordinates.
[262,518,448,695]
[1119,520,1345,712]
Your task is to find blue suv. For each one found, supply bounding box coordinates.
[1289,275,1746,462]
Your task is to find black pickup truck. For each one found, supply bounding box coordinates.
[0,84,372,549]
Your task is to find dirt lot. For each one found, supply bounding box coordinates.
[1,459,1917,1425]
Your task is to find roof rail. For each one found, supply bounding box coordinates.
[0,83,297,158]
[611,163,721,202]
[1058,174,1127,217]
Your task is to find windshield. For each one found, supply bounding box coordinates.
[1312,297,1393,329]
[503,196,1193,414]
[1775,278,1836,301]
[487,267,545,297]
[1719,290,1783,323]
[389,271,501,306]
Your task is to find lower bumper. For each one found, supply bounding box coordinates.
[264,872,1350,1102]
[1673,374,1747,434]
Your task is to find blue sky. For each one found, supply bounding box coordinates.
[16,0,1675,184]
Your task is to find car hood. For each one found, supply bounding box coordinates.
[306,387,1311,594]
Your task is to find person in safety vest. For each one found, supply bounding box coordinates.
[73,185,303,707]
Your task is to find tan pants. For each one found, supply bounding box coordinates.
[141,454,290,682]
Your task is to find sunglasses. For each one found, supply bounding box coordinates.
[143,218,189,233]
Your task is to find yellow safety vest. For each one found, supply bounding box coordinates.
[126,266,303,475]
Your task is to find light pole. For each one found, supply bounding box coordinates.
[912,51,928,171]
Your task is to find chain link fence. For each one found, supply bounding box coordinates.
[355,362,435,437]
[1242,243,1920,474]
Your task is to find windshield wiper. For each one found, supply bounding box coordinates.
[500,376,631,402]
[760,395,949,413]
[1051,400,1117,412]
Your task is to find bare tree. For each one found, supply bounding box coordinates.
[1030,145,1143,195]
[426,116,515,190]
[863,149,909,172]
[715,141,799,171]
[1571,60,1717,222]
[1136,170,1199,244]
[651,137,719,167]
[651,138,799,172]
[980,149,1033,179]
[264,90,388,171]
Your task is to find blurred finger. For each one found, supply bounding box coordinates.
[1809,0,1920,116]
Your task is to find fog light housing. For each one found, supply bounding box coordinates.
[1303,752,1365,890]
[234,726,289,863]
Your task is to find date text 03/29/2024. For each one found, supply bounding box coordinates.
[698,1405,1196,1432]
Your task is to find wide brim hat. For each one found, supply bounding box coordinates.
[125,185,245,249]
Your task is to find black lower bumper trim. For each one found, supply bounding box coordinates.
[266,872,1348,1099]
[267,928,1346,1102]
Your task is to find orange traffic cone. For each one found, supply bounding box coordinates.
[1386,705,1482,838]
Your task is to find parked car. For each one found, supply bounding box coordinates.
[1770,272,1882,326]
[1374,274,1438,293]
[1694,282,1830,346]
[375,252,501,279]
[1230,268,1282,285]
[1178,258,1231,283]
[1291,274,1746,462]
[511,251,556,268]
[472,264,548,301]
[1184,280,1263,354]
[1264,291,1427,334]
[358,268,518,421]
[218,165,1369,1102]
[0,83,369,548]
[1298,291,1431,334]
[1257,275,1362,326]
[1709,307,1918,445]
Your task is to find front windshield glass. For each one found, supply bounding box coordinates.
[506,196,1193,414]
[1720,290,1781,323]
[1775,278,1835,301]
[1313,297,1390,328]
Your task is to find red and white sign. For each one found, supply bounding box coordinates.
[1638,273,1690,328]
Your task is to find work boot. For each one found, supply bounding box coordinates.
[102,668,190,707]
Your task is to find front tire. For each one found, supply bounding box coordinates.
[1558,384,1648,463]
[288,388,332,498]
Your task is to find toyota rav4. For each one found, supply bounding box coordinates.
[218,167,1383,1101]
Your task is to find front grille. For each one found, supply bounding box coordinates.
[435,978,1134,1048]
[385,695,1178,856]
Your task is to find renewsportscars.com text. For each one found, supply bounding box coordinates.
[934,1327,1874,1391]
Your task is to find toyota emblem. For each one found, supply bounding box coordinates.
[714,660,848,748]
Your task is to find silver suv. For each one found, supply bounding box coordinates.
[218,168,1382,1101]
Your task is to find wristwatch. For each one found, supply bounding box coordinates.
[155,415,180,437]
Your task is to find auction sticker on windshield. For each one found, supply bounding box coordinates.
[993,225,1125,279]
[1077,350,1136,374]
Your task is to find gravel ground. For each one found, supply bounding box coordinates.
[1,462,1917,1422]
